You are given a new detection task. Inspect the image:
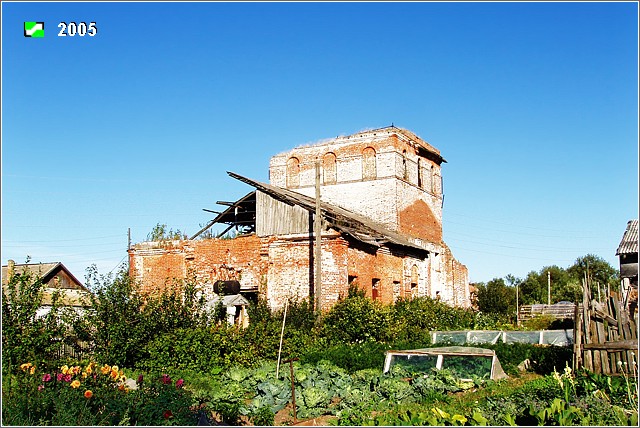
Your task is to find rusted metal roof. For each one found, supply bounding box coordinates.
[227,171,430,255]
[616,219,639,256]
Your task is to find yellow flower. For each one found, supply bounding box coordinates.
[119,375,127,383]
[29,366,36,375]
[82,372,88,379]
[85,365,93,375]
[20,363,32,372]
[111,365,119,373]
[100,364,111,375]
[70,380,81,389]
[61,365,69,375]
[110,369,119,380]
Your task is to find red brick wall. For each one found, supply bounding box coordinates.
[346,244,404,304]
[129,234,263,295]
[398,199,442,243]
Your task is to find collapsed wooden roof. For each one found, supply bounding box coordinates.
[193,172,431,256]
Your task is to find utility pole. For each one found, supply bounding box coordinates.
[314,159,322,313]
[516,283,519,326]
[547,271,551,305]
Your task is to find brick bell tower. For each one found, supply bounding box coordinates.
[268,126,446,245]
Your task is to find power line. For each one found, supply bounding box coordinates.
[1,234,124,243]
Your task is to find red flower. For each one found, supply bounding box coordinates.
[175,378,184,389]
[163,410,173,419]
[161,374,171,385]
[63,374,72,382]
[42,373,52,382]
[137,374,144,385]
[56,373,64,382]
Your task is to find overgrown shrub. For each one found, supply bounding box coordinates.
[320,287,392,344]
[479,343,573,376]
[2,261,67,372]
[301,342,391,373]
[390,296,476,345]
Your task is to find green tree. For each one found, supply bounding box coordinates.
[567,254,619,297]
[73,265,149,367]
[519,265,573,305]
[474,278,517,316]
[1,260,66,370]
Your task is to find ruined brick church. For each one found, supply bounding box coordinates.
[129,126,471,311]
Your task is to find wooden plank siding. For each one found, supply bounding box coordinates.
[256,190,311,237]
[519,303,577,322]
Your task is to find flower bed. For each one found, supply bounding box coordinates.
[2,361,198,426]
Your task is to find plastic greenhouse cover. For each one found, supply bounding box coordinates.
[503,331,541,344]
[384,346,508,381]
[541,330,574,346]
[431,330,574,346]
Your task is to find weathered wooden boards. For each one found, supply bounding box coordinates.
[574,277,638,375]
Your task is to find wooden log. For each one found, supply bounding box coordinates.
[573,303,582,371]
[596,317,610,374]
[591,318,601,374]
[583,340,639,351]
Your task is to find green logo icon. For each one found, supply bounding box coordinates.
[24,22,44,38]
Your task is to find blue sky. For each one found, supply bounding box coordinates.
[2,1,638,285]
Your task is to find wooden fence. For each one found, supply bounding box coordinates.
[51,339,90,361]
[573,277,638,375]
[519,303,577,322]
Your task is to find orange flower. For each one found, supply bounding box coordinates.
[100,364,110,375]
[85,365,93,375]
[118,384,127,392]
[84,390,93,399]
[70,380,81,389]
[29,366,36,375]
[110,370,119,380]
[20,363,33,372]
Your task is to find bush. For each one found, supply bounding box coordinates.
[479,343,573,376]
[390,297,476,345]
[301,342,391,373]
[2,262,67,371]
[320,290,392,344]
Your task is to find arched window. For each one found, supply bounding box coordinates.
[402,150,408,180]
[417,158,423,188]
[433,172,441,195]
[362,147,376,180]
[322,152,337,184]
[286,157,300,188]
[410,265,419,298]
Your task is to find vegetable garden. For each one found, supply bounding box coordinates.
[2,266,638,425]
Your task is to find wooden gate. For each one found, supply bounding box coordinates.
[573,276,638,375]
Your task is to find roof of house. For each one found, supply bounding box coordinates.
[616,219,639,256]
[2,262,91,307]
[225,172,432,255]
[2,262,87,290]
